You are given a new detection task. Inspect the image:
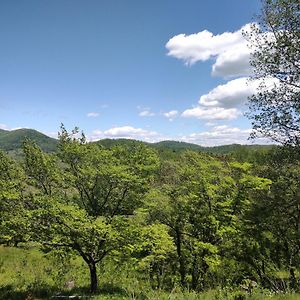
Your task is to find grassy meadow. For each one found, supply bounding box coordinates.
[0,245,299,300]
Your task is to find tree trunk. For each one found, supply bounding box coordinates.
[191,256,199,290]
[289,266,296,290]
[88,261,98,294]
[175,227,186,287]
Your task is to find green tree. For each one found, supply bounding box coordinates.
[22,126,159,293]
[248,148,300,291]
[128,221,176,289]
[246,0,300,145]
[23,138,62,196]
[149,151,275,291]
[148,159,190,287]
[0,151,28,246]
[222,161,272,289]
[148,152,238,290]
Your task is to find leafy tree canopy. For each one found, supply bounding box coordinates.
[246,0,300,145]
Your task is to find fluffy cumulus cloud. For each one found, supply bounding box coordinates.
[87,112,99,118]
[89,126,165,142]
[166,23,254,78]
[203,76,280,108]
[181,76,279,120]
[166,23,277,121]
[199,77,254,108]
[212,43,252,78]
[180,125,270,146]
[182,107,240,120]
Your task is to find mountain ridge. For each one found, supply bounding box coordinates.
[0,128,58,152]
[0,128,274,156]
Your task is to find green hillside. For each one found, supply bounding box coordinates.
[96,137,275,161]
[0,128,58,152]
[0,129,9,137]
[96,138,146,149]
[152,140,204,151]
[0,128,274,158]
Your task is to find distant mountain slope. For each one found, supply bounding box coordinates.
[200,143,274,154]
[96,138,146,148]
[0,129,9,137]
[151,140,205,151]
[95,138,274,159]
[0,129,58,152]
[96,138,204,151]
[0,128,274,158]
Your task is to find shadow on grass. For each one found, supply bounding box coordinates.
[0,284,56,299]
[0,283,128,299]
[98,283,127,296]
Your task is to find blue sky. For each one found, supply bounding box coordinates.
[0,0,268,146]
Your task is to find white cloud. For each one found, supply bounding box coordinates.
[139,110,155,117]
[44,131,59,139]
[180,125,270,146]
[181,76,279,120]
[0,124,25,131]
[166,23,254,78]
[0,124,10,130]
[201,76,280,108]
[88,125,273,146]
[205,122,217,127]
[182,107,240,120]
[212,44,252,78]
[87,112,99,118]
[104,126,152,137]
[199,77,253,108]
[89,126,165,143]
[163,110,178,121]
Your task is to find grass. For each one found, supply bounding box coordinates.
[0,245,299,300]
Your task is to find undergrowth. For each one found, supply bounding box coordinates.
[0,246,299,300]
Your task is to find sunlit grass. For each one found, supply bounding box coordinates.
[0,245,299,300]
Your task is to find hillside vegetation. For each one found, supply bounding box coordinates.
[0,128,274,161]
[0,126,299,299]
[0,128,58,152]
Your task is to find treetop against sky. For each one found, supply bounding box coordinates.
[0,0,274,146]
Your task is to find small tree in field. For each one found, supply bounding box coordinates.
[22,126,159,293]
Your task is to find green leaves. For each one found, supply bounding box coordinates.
[14,128,160,292]
[131,223,175,269]
[2,126,299,293]
[56,132,159,218]
[0,150,29,245]
[23,139,62,196]
[246,0,300,145]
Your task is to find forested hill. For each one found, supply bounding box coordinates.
[96,138,205,151]
[95,138,274,160]
[0,128,58,152]
[0,128,274,158]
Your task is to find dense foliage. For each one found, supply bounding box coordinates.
[246,0,300,145]
[0,126,299,298]
[1,1,299,299]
